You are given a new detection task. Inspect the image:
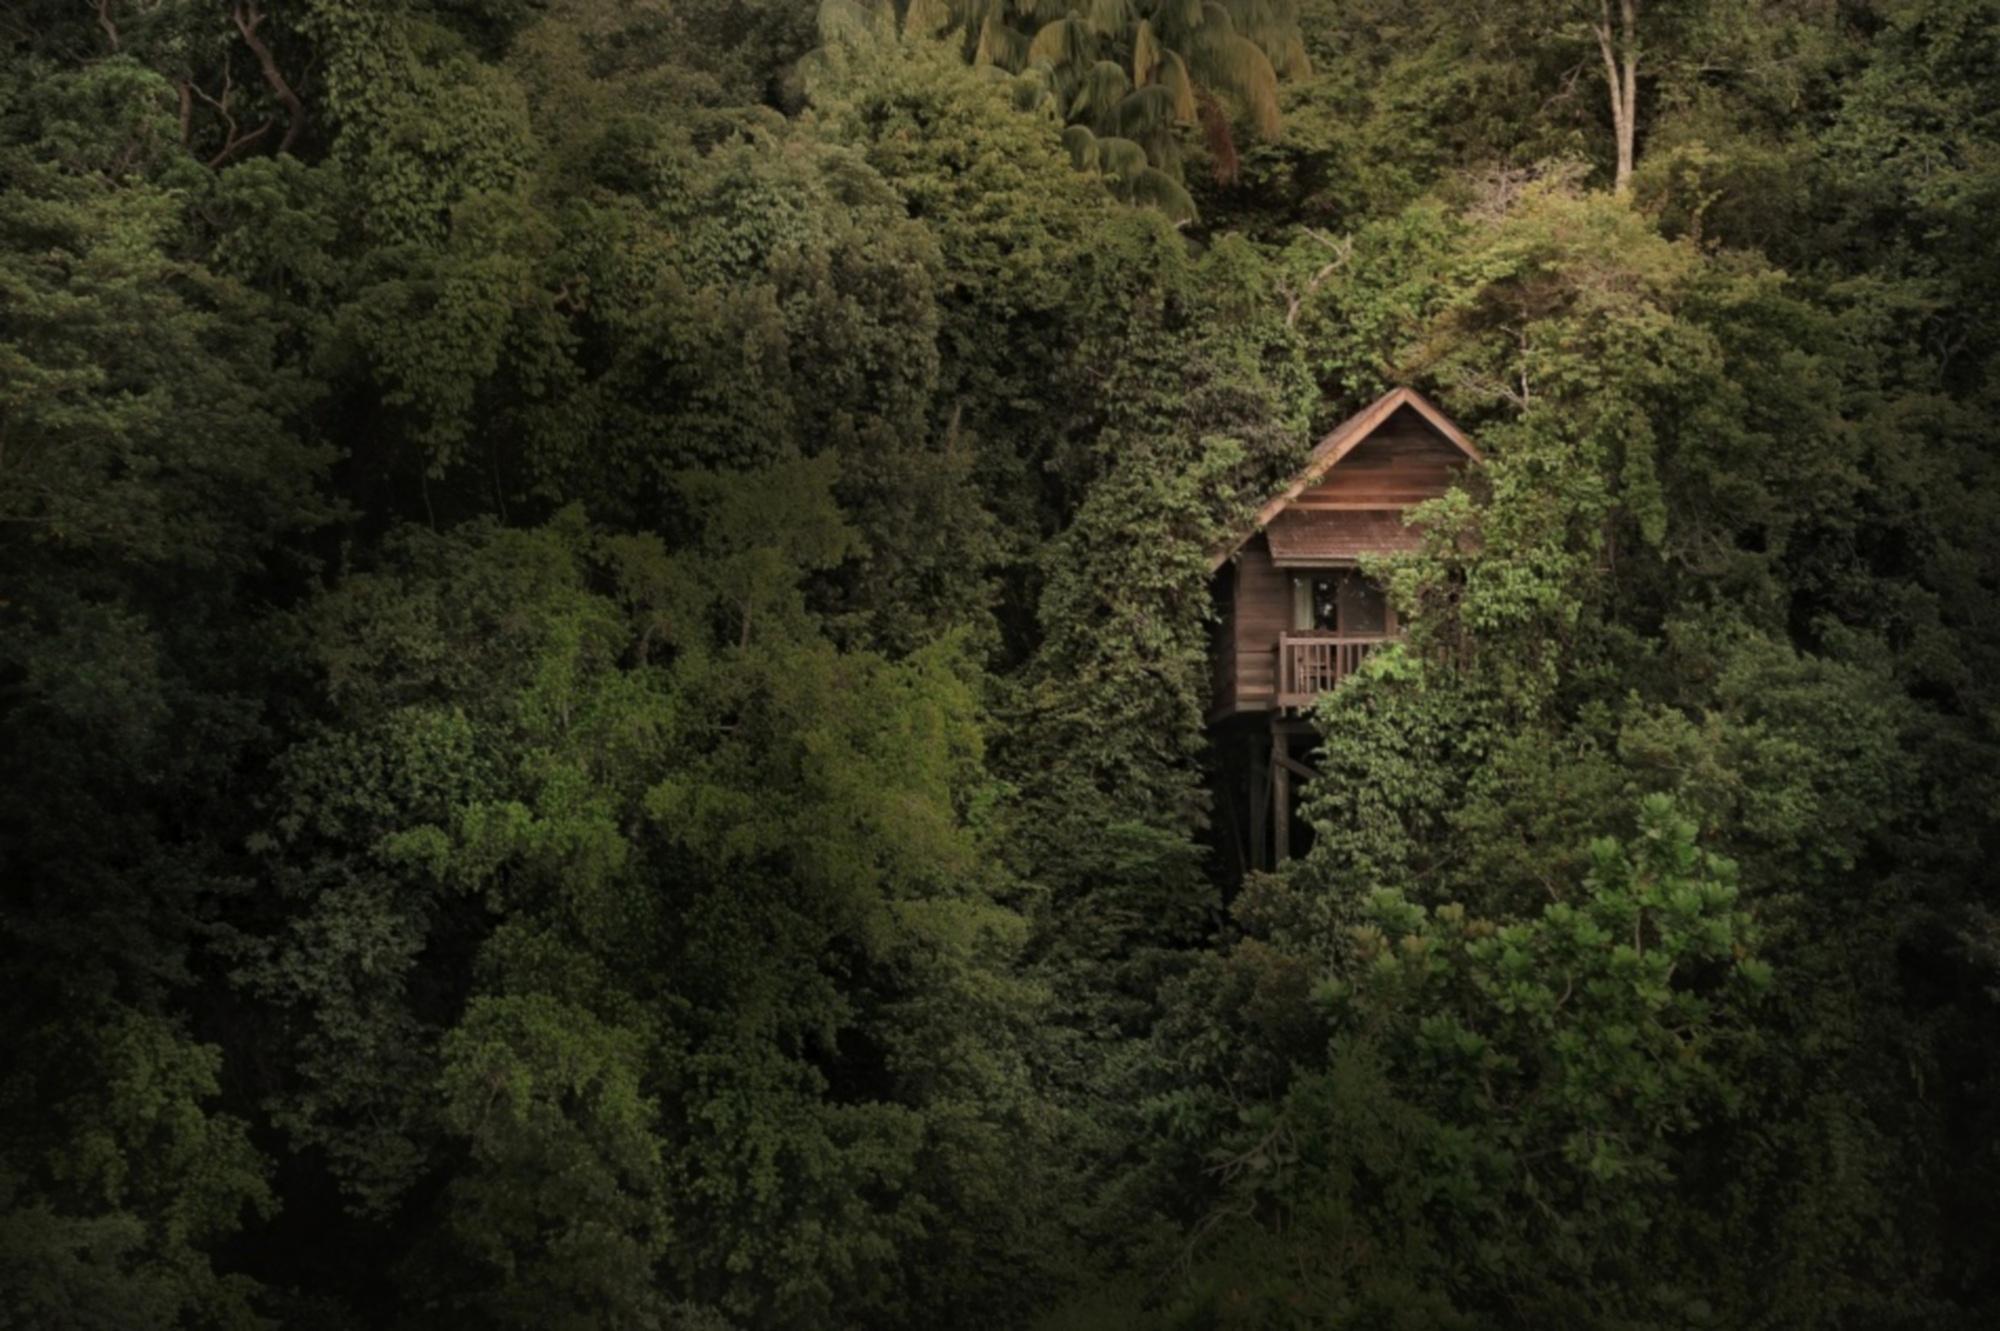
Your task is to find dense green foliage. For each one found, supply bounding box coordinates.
[2,1,1996,1326]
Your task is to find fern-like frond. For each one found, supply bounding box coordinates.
[1234,35,1281,137]
[1271,33,1310,78]
[1117,84,1177,142]
[1156,49,1197,122]
[1221,0,1309,77]
[975,15,1031,69]
[1028,17,1097,69]
[1132,19,1162,83]
[1123,165,1199,224]
[818,0,897,48]
[1154,0,1205,45]
[903,0,958,40]
[1011,70,1062,115]
[1086,0,1134,38]
[1189,24,1280,138]
[1071,59,1133,133]
[1062,123,1100,170]
[1015,59,1059,93]
[1220,0,1272,49]
[1096,135,1150,182]
[1196,1,1237,39]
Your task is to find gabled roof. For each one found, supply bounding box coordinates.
[1266,508,1427,564]
[1208,387,1481,572]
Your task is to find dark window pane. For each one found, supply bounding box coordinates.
[1312,576,1339,630]
[1339,573,1386,634]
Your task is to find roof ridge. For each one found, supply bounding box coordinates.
[1207,388,1481,572]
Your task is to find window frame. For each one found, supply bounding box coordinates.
[1287,567,1397,637]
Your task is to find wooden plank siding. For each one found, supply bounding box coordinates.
[1210,568,1237,709]
[1208,389,1482,573]
[1292,420,1468,507]
[1224,536,1289,716]
[1208,392,1480,721]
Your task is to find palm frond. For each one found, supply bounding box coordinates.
[1221,0,1309,78]
[1232,35,1281,137]
[1156,49,1197,122]
[1096,135,1150,182]
[1062,123,1100,170]
[1086,0,1134,38]
[1271,33,1310,79]
[1154,0,1205,44]
[1189,22,1280,139]
[975,15,1031,69]
[903,0,958,40]
[1219,0,1271,47]
[818,0,897,47]
[1133,19,1162,83]
[1069,59,1132,133]
[1123,165,1199,224]
[1117,84,1177,142]
[1012,71,1061,116]
[1028,17,1097,69]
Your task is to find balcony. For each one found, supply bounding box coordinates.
[1276,632,1394,709]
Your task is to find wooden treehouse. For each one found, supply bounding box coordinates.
[1208,387,1481,872]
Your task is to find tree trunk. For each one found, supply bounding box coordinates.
[232,2,305,155]
[1595,0,1639,194]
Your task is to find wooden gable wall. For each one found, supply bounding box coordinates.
[1210,403,1474,722]
[1222,536,1288,715]
[1290,407,1467,508]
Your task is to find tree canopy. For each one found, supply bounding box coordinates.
[2,1,1997,1327]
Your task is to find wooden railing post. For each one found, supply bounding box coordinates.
[1277,632,1399,710]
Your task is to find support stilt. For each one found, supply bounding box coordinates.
[1248,733,1269,872]
[1220,755,1249,882]
[1272,724,1292,864]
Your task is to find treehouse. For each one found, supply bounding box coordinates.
[1208,387,1481,870]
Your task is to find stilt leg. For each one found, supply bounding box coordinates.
[1272,725,1292,864]
[1248,733,1269,872]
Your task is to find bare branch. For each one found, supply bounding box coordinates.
[190,67,275,169]
[96,0,119,51]
[232,1,305,154]
[1281,229,1354,327]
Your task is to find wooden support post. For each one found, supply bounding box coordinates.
[1248,733,1269,872]
[1272,725,1292,864]
[1220,752,1249,882]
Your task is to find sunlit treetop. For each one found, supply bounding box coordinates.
[812,0,1309,223]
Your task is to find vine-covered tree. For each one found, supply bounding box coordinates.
[2,0,1998,1327]
[814,0,1310,217]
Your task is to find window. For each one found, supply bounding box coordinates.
[1291,570,1389,634]
[1340,572,1388,634]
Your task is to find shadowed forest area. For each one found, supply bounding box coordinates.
[3,1,1999,1326]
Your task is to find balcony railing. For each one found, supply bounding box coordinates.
[1277,632,1395,709]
